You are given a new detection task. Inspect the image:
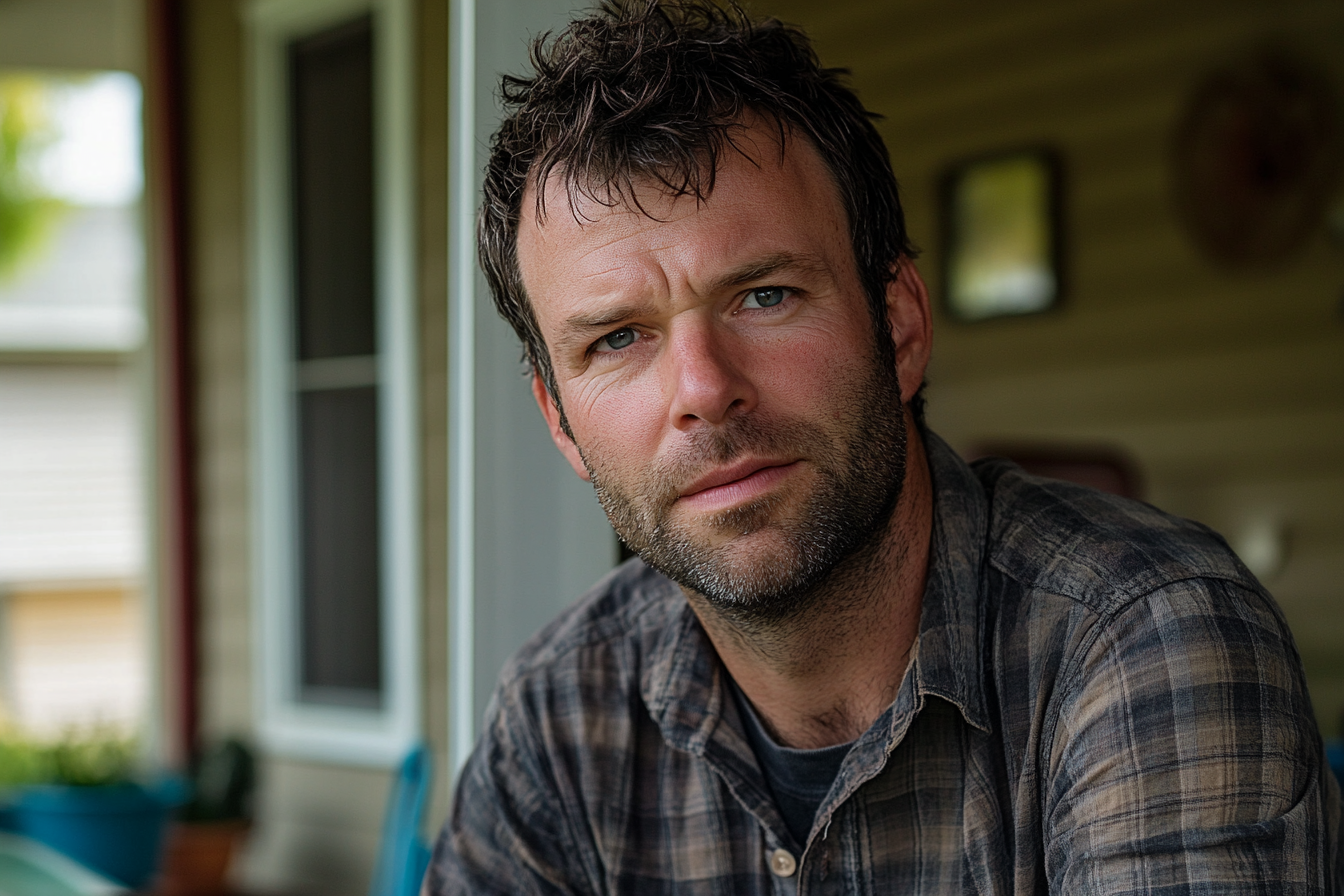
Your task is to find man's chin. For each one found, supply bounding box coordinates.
[633,527,831,614]
[638,512,799,566]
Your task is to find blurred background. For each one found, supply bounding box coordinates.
[0,0,1340,893]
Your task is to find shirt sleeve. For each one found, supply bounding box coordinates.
[1044,576,1342,894]
[425,689,593,896]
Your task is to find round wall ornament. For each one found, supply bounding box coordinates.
[1173,50,1341,269]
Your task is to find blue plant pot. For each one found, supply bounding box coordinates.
[14,781,182,888]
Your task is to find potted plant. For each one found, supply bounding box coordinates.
[0,727,185,890]
[158,738,257,896]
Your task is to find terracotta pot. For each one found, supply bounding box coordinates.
[157,820,250,896]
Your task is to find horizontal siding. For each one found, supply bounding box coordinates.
[2,586,145,734]
[189,0,253,747]
[0,364,145,582]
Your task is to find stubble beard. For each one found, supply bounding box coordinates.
[572,346,909,626]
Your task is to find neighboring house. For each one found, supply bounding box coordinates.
[0,199,148,735]
[5,1,1343,895]
[0,361,147,734]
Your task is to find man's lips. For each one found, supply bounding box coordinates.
[677,459,800,510]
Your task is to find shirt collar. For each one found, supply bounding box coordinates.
[914,430,992,735]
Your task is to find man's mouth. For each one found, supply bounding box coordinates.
[677,459,800,512]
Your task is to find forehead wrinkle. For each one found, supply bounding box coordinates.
[570,224,655,259]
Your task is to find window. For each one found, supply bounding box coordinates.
[249,0,416,765]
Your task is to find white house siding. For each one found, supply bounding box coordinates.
[3,584,145,734]
[0,363,144,583]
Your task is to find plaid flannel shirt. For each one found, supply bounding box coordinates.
[429,432,1341,895]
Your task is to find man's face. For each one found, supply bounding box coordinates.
[518,125,929,617]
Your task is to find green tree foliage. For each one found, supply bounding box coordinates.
[0,734,47,786]
[0,76,65,283]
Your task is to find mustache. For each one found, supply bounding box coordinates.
[633,413,824,507]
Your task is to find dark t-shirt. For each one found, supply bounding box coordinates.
[728,676,853,847]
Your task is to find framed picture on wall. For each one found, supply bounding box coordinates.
[939,149,1062,322]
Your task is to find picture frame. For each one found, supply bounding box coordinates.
[939,149,1063,322]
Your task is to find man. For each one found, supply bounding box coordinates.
[429,2,1340,892]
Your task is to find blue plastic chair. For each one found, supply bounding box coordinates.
[369,744,433,896]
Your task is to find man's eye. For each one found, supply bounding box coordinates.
[742,287,787,309]
[594,327,638,353]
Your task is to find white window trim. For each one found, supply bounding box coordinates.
[247,0,419,767]
[445,0,477,780]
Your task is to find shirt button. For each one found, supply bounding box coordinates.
[769,848,797,878]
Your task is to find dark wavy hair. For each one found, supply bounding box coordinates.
[479,0,918,414]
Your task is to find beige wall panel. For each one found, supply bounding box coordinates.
[755,0,1344,735]
[929,299,1341,386]
[186,0,252,740]
[238,758,392,895]
[931,339,1342,430]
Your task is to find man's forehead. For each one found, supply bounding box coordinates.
[519,117,802,235]
[521,170,686,235]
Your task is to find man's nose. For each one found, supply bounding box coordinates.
[664,319,758,430]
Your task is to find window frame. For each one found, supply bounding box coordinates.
[248,0,418,766]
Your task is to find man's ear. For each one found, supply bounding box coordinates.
[532,372,591,482]
[884,260,933,405]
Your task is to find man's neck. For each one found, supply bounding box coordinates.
[687,430,933,750]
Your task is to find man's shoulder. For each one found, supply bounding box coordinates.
[494,558,683,698]
[970,456,1260,618]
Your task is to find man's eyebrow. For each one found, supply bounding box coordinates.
[558,303,658,350]
[707,252,830,293]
